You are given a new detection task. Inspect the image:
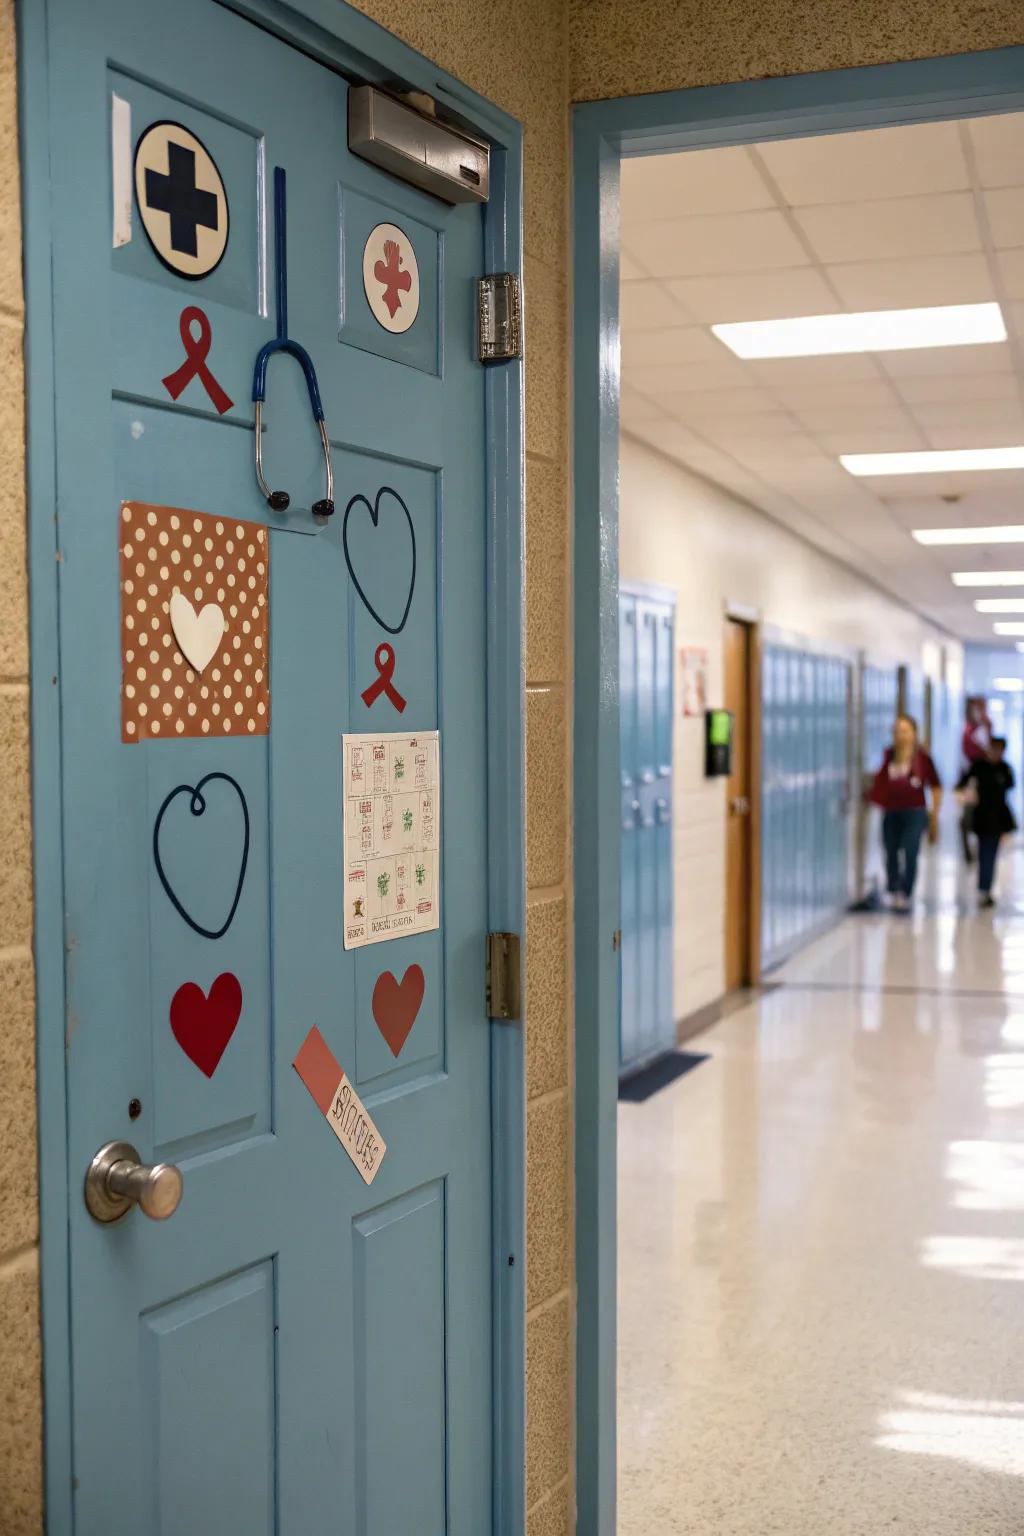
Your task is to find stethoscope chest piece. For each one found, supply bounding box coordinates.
[253,167,335,527]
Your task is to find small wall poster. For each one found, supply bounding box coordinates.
[680,645,708,717]
[342,731,440,949]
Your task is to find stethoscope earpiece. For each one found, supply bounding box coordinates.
[252,166,335,526]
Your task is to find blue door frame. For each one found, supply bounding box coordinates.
[20,2,525,1529]
[573,43,1024,1536]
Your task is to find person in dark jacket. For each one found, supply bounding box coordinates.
[959,696,991,864]
[869,714,943,912]
[956,737,1016,908]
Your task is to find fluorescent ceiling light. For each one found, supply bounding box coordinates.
[975,598,1024,613]
[993,622,1024,635]
[712,302,1005,360]
[844,447,1024,477]
[913,525,1024,546]
[993,678,1024,691]
[953,571,1024,586]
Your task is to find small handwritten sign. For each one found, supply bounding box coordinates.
[292,1025,386,1185]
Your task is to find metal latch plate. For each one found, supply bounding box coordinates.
[478,274,522,362]
[486,931,522,1021]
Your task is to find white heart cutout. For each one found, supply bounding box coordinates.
[169,592,225,675]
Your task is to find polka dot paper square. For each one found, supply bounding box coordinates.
[119,502,270,742]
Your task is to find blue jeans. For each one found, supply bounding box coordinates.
[882,809,928,897]
[978,835,1001,894]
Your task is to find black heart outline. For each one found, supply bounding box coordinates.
[153,772,250,941]
[342,485,417,635]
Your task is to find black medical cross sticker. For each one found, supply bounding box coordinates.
[145,142,219,258]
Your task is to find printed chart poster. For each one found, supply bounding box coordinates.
[342,731,440,949]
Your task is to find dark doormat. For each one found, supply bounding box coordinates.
[618,1050,710,1103]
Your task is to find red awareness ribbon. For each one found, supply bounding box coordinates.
[161,306,234,416]
[361,643,407,713]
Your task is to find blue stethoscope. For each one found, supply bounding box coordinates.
[252,166,334,525]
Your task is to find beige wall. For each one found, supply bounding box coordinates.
[620,433,960,1019]
[570,0,1024,101]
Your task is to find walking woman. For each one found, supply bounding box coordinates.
[868,714,943,911]
[956,736,1016,908]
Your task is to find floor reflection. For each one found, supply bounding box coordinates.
[618,834,1024,1533]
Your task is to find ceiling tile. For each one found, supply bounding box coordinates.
[620,145,773,222]
[894,371,1019,404]
[622,419,703,457]
[621,326,732,367]
[620,279,691,330]
[880,341,1014,379]
[665,266,838,323]
[985,188,1024,250]
[660,385,781,418]
[620,209,810,278]
[758,121,969,205]
[818,426,927,454]
[884,484,1024,521]
[996,248,1024,301]
[794,405,917,434]
[688,411,804,445]
[909,397,1024,431]
[921,421,1024,451]
[794,192,980,264]
[621,356,751,392]
[748,353,880,390]
[671,442,759,482]
[967,112,1024,189]
[619,251,648,282]
[620,385,666,426]
[826,253,994,310]
[762,377,903,410]
[729,435,834,471]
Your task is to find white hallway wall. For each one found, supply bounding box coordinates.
[619,433,962,1018]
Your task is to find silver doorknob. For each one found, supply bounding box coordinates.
[84,1140,183,1224]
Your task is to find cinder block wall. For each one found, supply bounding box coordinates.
[0,0,42,1529]
[569,0,1024,100]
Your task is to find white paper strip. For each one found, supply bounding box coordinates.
[111,94,132,248]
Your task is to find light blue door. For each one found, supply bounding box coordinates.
[618,587,674,1072]
[48,2,495,1530]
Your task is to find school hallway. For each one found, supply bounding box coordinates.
[618,834,1024,1535]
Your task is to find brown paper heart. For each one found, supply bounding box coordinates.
[372,964,425,1057]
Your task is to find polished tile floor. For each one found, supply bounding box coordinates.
[619,837,1024,1534]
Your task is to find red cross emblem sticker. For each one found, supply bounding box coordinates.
[362,222,420,334]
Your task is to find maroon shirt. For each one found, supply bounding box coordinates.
[869,747,940,811]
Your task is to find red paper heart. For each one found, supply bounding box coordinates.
[372,964,425,1058]
[170,972,242,1077]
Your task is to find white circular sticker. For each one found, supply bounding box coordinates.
[362,223,420,334]
[134,121,229,280]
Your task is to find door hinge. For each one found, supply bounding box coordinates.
[486,931,522,1021]
[612,928,621,952]
[477,274,522,363]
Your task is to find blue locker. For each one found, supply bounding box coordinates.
[761,642,851,969]
[619,586,675,1072]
